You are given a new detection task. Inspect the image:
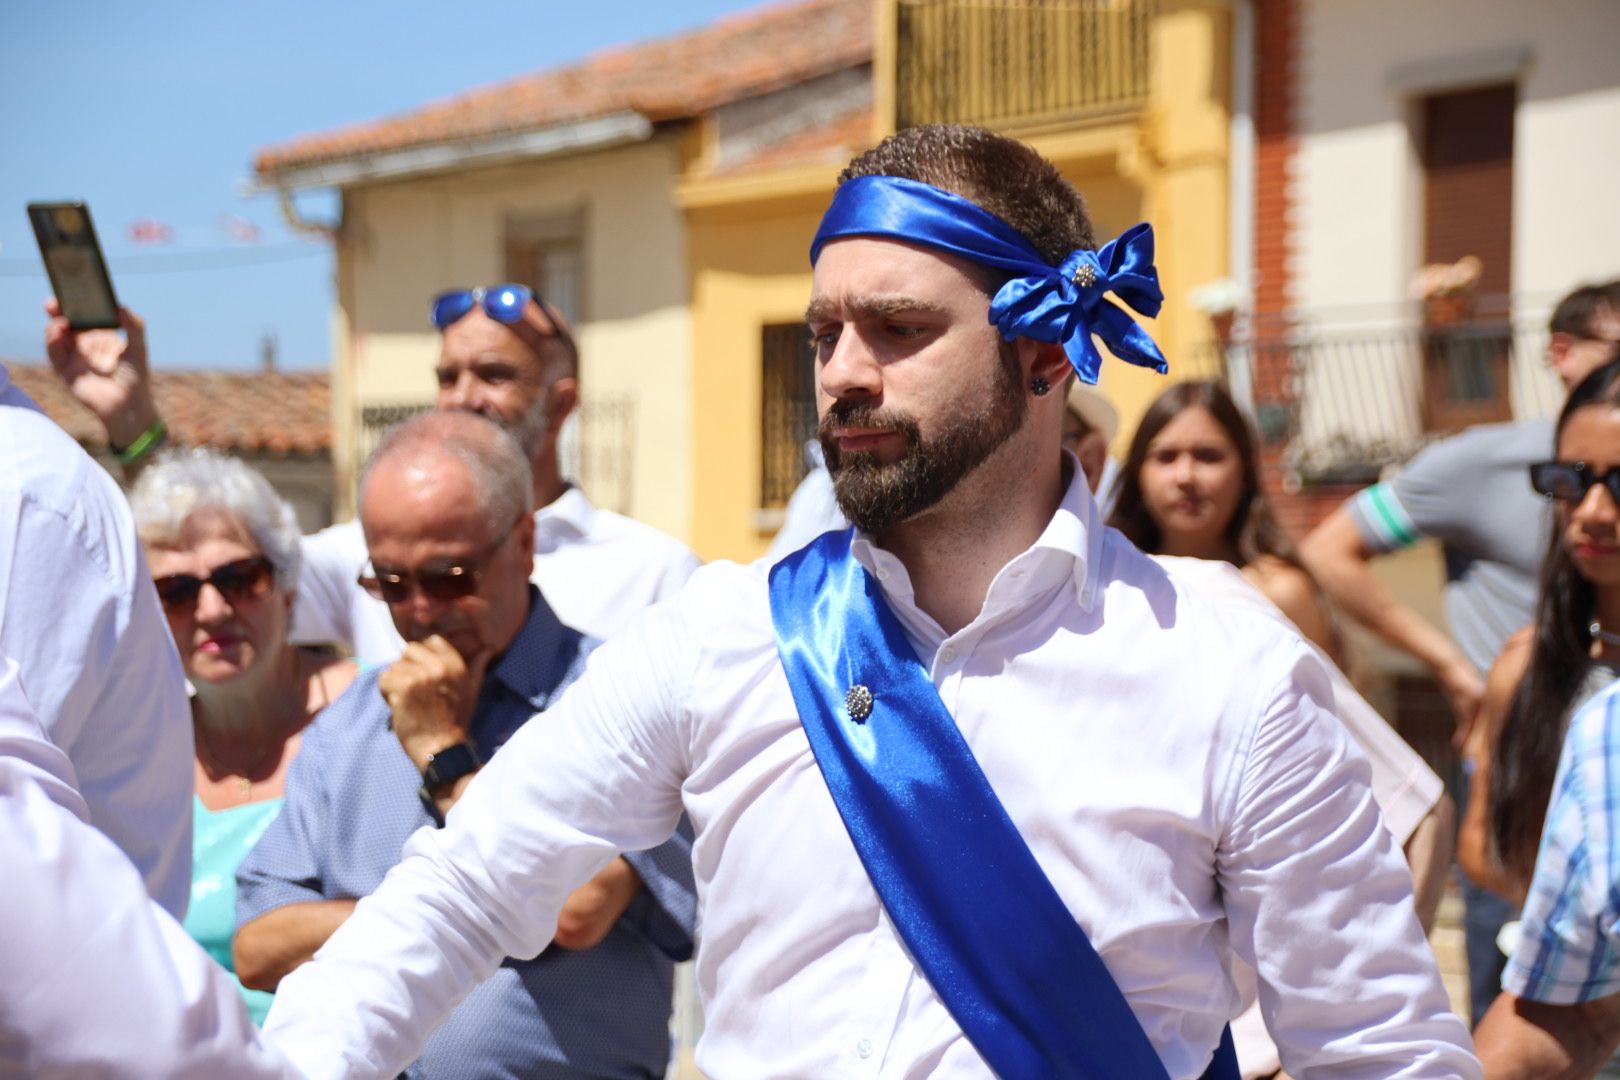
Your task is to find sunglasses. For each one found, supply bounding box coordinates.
[358,517,522,605]
[153,555,276,614]
[1530,461,1620,504]
[430,284,541,330]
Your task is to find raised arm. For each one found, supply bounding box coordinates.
[43,300,165,481]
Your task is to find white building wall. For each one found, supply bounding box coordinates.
[1289,0,1620,455]
[338,138,694,541]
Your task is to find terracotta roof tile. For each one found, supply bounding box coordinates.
[711,106,875,177]
[255,0,873,178]
[6,363,331,457]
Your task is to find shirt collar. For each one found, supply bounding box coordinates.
[534,484,594,549]
[484,584,576,707]
[849,450,1104,618]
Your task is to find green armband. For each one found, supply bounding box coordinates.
[115,417,168,465]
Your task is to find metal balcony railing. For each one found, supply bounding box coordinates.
[1204,319,1564,487]
[895,0,1154,131]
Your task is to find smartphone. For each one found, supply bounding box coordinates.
[27,201,120,330]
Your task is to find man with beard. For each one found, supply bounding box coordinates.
[44,288,700,663]
[261,125,1474,1078]
[235,411,695,1079]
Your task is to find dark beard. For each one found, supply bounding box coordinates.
[818,345,1026,534]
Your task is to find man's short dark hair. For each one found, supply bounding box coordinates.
[838,124,1096,269]
[1549,279,1620,338]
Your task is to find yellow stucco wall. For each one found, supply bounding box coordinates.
[331,138,693,541]
[684,1,1232,561]
[686,191,831,562]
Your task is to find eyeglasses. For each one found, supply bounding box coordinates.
[153,555,276,614]
[1530,461,1620,504]
[430,284,541,330]
[358,518,522,605]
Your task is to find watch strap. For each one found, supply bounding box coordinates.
[421,741,482,790]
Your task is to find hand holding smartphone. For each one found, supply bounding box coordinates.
[28,201,120,330]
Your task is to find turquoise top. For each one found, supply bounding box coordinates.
[181,794,284,1026]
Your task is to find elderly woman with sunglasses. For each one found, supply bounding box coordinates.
[130,449,356,1024]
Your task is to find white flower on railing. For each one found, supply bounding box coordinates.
[1408,256,1482,300]
[1187,278,1245,315]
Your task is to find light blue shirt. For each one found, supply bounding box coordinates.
[1506,678,1620,1003]
[239,588,696,1077]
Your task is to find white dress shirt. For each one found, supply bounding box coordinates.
[0,366,192,917]
[0,656,294,1079]
[265,469,1476,1078]
[290,485,700,660]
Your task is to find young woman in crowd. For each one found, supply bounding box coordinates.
[1463,359,1620,904]
[1108,378,1345,666]
[130,449,357,1023]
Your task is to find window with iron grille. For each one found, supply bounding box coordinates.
[506,212,584,325]
[760,323,818,509]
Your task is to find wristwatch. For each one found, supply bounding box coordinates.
[418,742,483,824]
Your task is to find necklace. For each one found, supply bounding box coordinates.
[1591,620,1620,648]
[197,655,333,801]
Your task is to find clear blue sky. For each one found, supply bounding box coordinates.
[0,0,763,370]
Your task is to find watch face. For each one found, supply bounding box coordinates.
[424,742,482,788]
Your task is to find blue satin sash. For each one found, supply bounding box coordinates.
[769,529,1239,1079]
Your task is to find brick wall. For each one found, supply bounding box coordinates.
[1249,0,1356,542]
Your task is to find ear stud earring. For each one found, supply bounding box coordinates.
[1030,377,1051,397]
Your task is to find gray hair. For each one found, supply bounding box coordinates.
[359,411,533,533]
[129,448,303,591]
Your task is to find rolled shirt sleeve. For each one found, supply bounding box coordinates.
[1504,684,1620,1004]
[1219,641,1479,1078]
[1347,431,1489,554]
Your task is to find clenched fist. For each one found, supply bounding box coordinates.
[378,634,491,772]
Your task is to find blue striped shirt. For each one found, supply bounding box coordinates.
[238,588,696,1077]
[1505,679,1620,1004]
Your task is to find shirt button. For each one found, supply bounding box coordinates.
[876,568,891,581]
[939,646,956,663]
[856,1038,874,1058]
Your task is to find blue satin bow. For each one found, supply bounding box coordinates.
[810,175,1168,385]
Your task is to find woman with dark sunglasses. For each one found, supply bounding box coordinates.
[1461,359,1620,917]
[129,448,357,1025]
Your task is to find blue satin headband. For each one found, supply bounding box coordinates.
[809,175,1167,385]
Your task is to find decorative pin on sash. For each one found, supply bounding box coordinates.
[845,684,874,724]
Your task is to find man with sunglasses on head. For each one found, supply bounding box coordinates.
[290,283,701,662]
[235,410,694,1080]
[1299,278,1620,1027]
[44,286,701,666]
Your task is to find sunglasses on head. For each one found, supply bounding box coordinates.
[358,517,522,605]
[1530,461,1620,504]
[153,555,276,614]
[430,284,541,330]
